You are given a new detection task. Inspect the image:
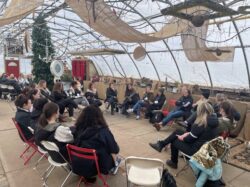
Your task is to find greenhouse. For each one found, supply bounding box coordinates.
[0,0,250,187]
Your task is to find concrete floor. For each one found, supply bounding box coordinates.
[0,100,249,187]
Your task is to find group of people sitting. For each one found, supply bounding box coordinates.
[13,78,242,186]
[14,80,121,183]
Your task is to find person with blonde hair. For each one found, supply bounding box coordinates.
[149,102,219,169]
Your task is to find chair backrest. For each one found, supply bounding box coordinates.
[125,156,164,175]
[167,99,177,111]
[66,144,101,174]
[41,141,60,152]
[11,118,30,143]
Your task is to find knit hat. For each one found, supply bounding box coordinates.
[201,90,210,99]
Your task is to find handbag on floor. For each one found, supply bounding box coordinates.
[161,169,177,187]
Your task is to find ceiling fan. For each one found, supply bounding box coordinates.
[205,48,232,56]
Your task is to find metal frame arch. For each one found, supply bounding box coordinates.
[121,1,183,84]
[54,15,127,78]
[221,1,250,88]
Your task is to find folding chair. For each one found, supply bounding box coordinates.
[12,118,43,165]
[66,144,109,187]
[175,152,191,177]
[125,156,164,187]
[41,141,71,187]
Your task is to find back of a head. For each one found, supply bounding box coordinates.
[75,105,107,131]
[15,94,28,108]
[195,102,214,126]
[53,82,62,92]
[39,102,59,127]
[33,98,48,111]
[220,101,234,122]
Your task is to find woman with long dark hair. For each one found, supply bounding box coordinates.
[35,102,74,163]
[52,82,78,121]
[73,106,120,181]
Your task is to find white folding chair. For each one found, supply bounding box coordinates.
[41,141,71,187]
[125,156,164,187]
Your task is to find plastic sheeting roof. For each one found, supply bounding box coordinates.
[1,0,250,89]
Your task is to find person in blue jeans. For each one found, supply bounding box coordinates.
[153,87,193,131]
[127,85,154,120]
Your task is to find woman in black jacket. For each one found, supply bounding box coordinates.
[145,88,166,119]
[85,82,102,107]
[73,106,120,180]
[52,82,78,121]
[34,102,74,163]
[105,83,118,115]
[15,94,33,141]
[149,102,219,169]
[121,83,139,115]
[154,87,193,131]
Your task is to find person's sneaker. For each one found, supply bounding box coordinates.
[126,108,134,113]
[153,123,161,131]
[149,141,163,152]
[110,157,122,175]
[177,121,188,128]
[166,160,177,169]
[136,115,140,120]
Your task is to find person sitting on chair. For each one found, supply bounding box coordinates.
[73,106,121,182]
[35,102,74,163]
[217,101,240,136]
[177,90,210,131]
[14,94,33,141]
[120,83,140,115]
[30,98,48,130]
[145,88,166,119]
[105,83,118,115]
[153,86,193,131]
[38,80,51,97]
[27,88,41,104]
[149,102,219,169]
[127,85,154,120]
[69,81,88,107]
[52,82,78,121]
[85,82,102,107]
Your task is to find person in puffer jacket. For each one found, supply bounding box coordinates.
[35,102,74,163]
[153,86,193,131]
[149,102,219,169]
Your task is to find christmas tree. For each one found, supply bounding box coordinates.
[32,15,54,88]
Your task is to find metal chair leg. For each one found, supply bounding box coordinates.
[43,166,56,184]
[34,153,47,170]
[42,164,53,180]
[175,163,189,177]
[24,149,37,165]
[61,171,72,187]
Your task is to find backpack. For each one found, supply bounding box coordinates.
[161,169,177,187]
[149,112,164,124]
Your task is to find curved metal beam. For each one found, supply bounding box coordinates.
[53,15,126,78]
[204,61,213,88]
[122,1,184,83]
[222,1,250,88]
[117,42,142,78]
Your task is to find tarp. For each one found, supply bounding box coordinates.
[65,0,189,43]
[181,7,235,62]
[0,0,43,27]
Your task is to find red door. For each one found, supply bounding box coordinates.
[72,59,86,80]
[5,57,20,78]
